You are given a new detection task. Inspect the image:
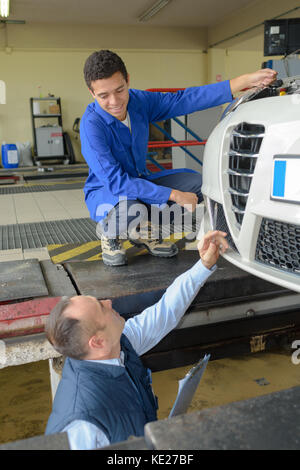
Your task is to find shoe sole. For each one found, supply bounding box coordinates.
[129,239,178,258]
[102,254,128,266]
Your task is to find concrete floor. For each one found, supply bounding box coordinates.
[0,348,299,445]
[0,187,90,261]
[0,189,88,225]
[154,348,300,420]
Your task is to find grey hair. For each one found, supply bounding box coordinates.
[45,296,90,360]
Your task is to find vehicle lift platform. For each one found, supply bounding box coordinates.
[1,249,300,372]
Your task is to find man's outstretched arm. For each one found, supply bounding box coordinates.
[230,68,277,94]
[124,231,229,356]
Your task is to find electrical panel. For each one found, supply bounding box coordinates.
[264,19,300,56]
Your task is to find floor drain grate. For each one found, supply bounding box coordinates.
[0,218,98,249]
[0,182,84,195]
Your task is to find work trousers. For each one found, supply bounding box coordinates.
[99,171,203,239]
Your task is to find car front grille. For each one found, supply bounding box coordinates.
[208,199,238,252]
[227,122,265,227]
[255,218,300,275]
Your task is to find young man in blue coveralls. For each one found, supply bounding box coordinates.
[80,50,276,266]
[46,229,228,449]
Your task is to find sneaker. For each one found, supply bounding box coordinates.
[129,237,178,257]
[128,222,178,258]
[100,235,127,266]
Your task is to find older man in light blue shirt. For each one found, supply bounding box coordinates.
[45,230,228,449]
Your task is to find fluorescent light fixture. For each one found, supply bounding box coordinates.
[138,0,171,22]
[0,0,10,17]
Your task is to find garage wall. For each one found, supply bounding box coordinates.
[207,0,300,83]
[0,23,207,163]
[3,0,299,165]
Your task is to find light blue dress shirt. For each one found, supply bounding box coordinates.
[63,259,216,449]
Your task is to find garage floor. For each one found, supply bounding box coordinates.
[0,164,299,446]
[0,187,88,225]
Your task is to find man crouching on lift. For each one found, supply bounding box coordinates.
[80,49,276,266]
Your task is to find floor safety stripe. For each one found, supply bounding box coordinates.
[47,233,198,264]
[47,241,102,263]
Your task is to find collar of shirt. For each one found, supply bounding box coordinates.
[85,350,125,367]
[121,113,131,132]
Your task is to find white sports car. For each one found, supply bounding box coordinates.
[201,76,300,293]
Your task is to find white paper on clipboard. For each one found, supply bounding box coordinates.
[169,354,210,418]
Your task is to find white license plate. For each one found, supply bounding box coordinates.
[272,157,300,203]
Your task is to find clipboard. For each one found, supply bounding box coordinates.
[169,354,210,418]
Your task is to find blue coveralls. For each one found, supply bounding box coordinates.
[80,81,232,235]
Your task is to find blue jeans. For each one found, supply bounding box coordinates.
[99,171,202,238]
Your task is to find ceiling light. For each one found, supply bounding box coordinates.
[0,0,10,18]
[138,0,171,22]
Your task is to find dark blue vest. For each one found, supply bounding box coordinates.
[45,334,158,443]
